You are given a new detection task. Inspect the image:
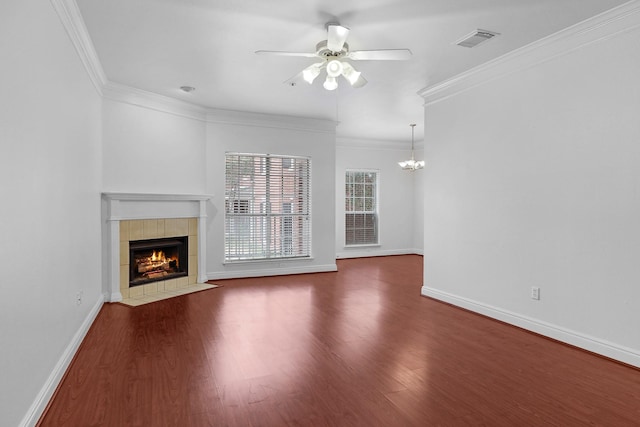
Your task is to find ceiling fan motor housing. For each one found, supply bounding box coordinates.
[316,40,349,58]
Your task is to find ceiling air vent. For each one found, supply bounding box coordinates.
[455,29,500,48]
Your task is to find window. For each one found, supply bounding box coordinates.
[225,153,311,261]
[345,170,378,246]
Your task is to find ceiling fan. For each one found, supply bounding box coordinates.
[256,23,412,90]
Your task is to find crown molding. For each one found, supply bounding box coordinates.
[206,109,337,133]
[102,82,336,132]
[50,1,333,132]
[337,137,424,151]
[419,0,640,105]
[102,82,208,121]
[50,0,107,95]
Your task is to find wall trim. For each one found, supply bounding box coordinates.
[102,82,208,122]
[54,0,640,129]
[50,2,336,132]
[336,248,422,259]
[421,286,640,368]
[207,263,338,280]
[337,137,424,151]
[19,294,104,427]
[50,0,107,95]
[206,108,337,134]
[102,83,337,133]
[419,0,640,105]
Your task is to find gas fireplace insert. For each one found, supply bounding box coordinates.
[129,236,188,287]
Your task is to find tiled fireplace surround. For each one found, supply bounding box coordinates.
[102,193,210,302]
[119,218,198,299]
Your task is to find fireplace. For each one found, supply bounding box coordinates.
[102,192,211,302]
[129,237,188,287]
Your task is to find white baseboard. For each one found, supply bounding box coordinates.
[207,263,338,280]
[422,286,640,368]
[108,291,122,302]
[19,294,104,427]
[336,248,423,259]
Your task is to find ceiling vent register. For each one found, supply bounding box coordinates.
[455,29,500,48]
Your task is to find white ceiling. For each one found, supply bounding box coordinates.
[76,0,629,142]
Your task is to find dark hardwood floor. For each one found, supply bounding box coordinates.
[39,255,640,426]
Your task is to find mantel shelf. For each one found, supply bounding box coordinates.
[102,192,212,202]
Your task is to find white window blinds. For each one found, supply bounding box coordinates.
[345,170,378,246]
[225,153,311,261]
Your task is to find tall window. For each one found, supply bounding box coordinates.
[345,170,378,246]
[225,153,311,261]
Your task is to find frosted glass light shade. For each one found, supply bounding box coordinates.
[341,62,361,86]
[398,159,425,170]
[326,60,343,78]
[323,76,338,90]
[302,62,324,84]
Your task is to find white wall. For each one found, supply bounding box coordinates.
[102,99,207,194]
[421,16,640,366]
[413,147,425,254]
[206,115,337,278]
[101,101,338,279]
[101,98,423,275]
[0,1,103,425]
[336,138,423,258]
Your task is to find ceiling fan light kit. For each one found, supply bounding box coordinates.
[256,23,411,91]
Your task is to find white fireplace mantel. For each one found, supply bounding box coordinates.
[102,192,212,302]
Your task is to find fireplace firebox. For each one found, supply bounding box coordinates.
[129,237,188,287]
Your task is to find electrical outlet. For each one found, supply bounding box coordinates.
[76,291,83,305]
[531,286,540,300]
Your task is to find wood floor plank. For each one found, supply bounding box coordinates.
[38,255,640,426]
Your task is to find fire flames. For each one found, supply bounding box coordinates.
[150,250,165,262]
[136,250,179,278]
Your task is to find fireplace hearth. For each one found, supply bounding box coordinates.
[129,237,188,287]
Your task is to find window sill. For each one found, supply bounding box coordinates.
[344,244,380,248]
[223,256,314,265]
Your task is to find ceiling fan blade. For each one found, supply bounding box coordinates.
[348,49,412,61]
[255,50,318,58]
[327,24,350,52]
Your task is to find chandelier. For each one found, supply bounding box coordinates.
[398,124,425,171]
